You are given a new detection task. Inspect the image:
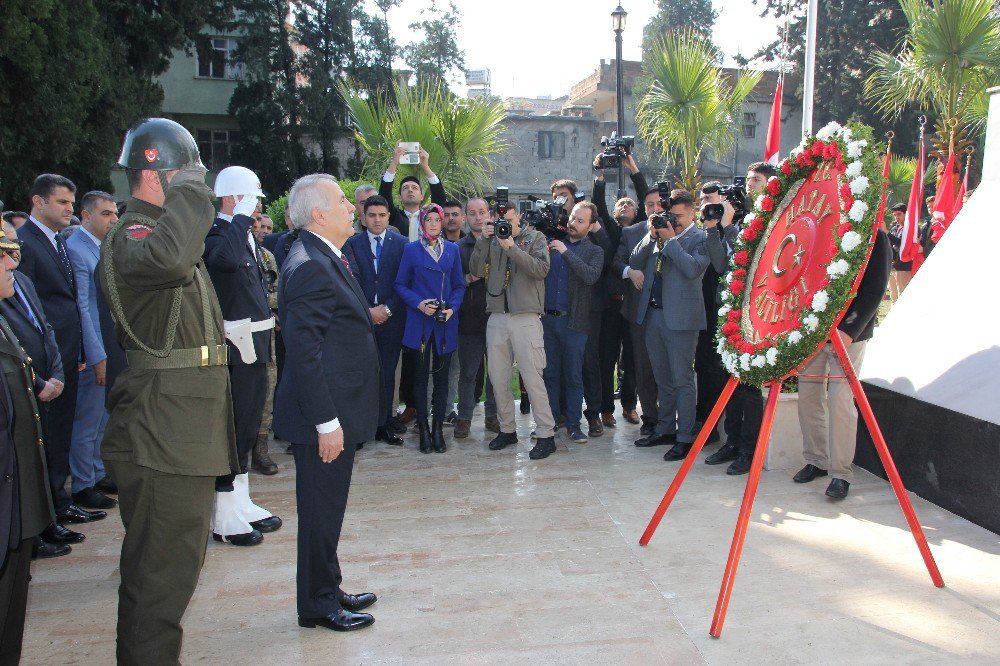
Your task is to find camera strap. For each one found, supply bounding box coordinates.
[484,242,511,299]
[655,239,665,274]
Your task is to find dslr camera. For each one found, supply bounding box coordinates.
[597,132,636,170]
[492,186,513,240]
[432,299,449,323]
[649,211,679,231]
[701,177,749,222]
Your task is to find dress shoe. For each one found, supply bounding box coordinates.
[587,416,604,438]
[443,410,458,426]
[639,421,657,436]
[663,442,692,461]
[417,419,432,454]
[488,431,518,451]
[623,409,640,425]
[398,406,417,424]
[793,464,828,483]
[601,412,617,427]
[72,487,117,510]
[727,453,753,476]
[57,503,106,523]
[251,516,283,533]
[484,415,500,433]
[453,419,471,439]
[213,529,264,546]
[825,478,850,499]
[42,523,85,544]
[32,536,71,559]
[528,436,556,460]
[519,395,531,414]
[356,442,364,450]
[431,418,447,453]
[95,476,118,494]
[635,433,675,447]
[705,442,738,465]
[298,608,374,632]
[339,592,377,612]
[375,427,404,445]
[388,416,407,435]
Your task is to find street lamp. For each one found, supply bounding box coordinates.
[612,5,628,199]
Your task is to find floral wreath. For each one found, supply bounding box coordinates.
[716,121,883,387]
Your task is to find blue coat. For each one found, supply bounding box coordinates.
[394,240,465,355]
[65,229,106,366]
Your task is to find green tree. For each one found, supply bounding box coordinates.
[351,7,397,95]
[642,0,717,57]
[403,1,466,89]
[636,30,761,192]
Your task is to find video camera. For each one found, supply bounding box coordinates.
[597,132,636,170]
[701,177,749,222]
[522,188,585,240]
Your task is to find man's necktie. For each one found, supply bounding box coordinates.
[340,255,354,277]
[14,287,42,334]
[374,235,382,273]
[55,235,74,286]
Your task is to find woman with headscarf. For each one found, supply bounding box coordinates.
[394,204,466,453]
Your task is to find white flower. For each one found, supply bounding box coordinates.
[790,139,808,157]
[850,176,870,195]
[816,121,842,141]
[724,355,740,377]
[841,230,863,252]
[765,347,779,366]
[803,314,820,332]
[826,259,849,278]
[845,161,864,178]
[755,194,767,210]
[848,200,868,223]
[718,304,731,317]
[751,355,767,368]
[788,330,803,344]
[743,213,756,226]
[846,139,868,159]
[720,289,731,302]
[739,353,752,371]
[839,127,854,142]
[811,290,829,312]
[725,272,733,284]
[716,338,726,354]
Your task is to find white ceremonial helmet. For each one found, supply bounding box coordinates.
[214,165,265,199]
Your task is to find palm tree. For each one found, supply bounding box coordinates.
[340,81,509,200]
[886,156,917,205]
[866,0,1000,159]
[636,29,761,192]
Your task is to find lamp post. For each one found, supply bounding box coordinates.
[612,5,628,199]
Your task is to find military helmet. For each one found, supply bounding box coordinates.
[117,118,203,171]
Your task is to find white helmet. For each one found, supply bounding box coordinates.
[214,166,265,198]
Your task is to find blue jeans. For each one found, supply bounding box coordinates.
[456,333,496,420]
[542,314,587,431]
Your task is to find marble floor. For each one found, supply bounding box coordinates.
[22,406,1000,664]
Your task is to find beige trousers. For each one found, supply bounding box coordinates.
[797,341,867,480]
[486,313,555,437]
[888,269,912,301]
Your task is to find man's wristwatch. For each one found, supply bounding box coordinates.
[384,306,392,318]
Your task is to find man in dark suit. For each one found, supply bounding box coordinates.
[274,174,380,632]
[345,195,407,446]
[204,166,281,546]
[18,174,107,532]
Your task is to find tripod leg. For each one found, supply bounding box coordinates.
[640,376,738,546]
[709,383,780,637]
[830,333,944,587]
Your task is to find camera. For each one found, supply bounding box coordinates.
[597,132,636,170]
[522,197,571,240]
[701,178,749,220]
[263,268,278,291]
[656,181,673,210]
[490,186,514,239]
[398,141,421,165]
[649,211,679,230]
[432,299,449,323]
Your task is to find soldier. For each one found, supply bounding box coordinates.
[100,118,239,664]
[252,215,279,475]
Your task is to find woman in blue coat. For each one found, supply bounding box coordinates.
[394,204,466,453]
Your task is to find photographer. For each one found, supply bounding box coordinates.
[469,203,554,458]
[629,190,710,462]
[540,202,604,450]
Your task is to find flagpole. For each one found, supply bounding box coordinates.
[802,0,818,137]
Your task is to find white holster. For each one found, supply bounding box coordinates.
[223,317,275,364]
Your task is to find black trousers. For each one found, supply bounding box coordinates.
[412,341,453,422]
[399,349,416,408]
[292,440,357,618]
[598,306,635,412]
[217,362,267,490]
[629,320,658,426]
[695,326,728,424]
[0,538,32,665]
[583,309,604,419]
[43,367,79,511]
[724,383,765,455]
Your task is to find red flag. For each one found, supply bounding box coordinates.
[763,74,783,165]
[874,139,892,230]
[949,159,969,225]
[930,151,957,243]
[899,129,925,264]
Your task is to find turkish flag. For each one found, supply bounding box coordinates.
[930,151,957,243]
[900,133,925,265]
[763,75,783,166]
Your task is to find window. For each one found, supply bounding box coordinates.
[197,129,242,171]
[196,37,241,80]
[742,112,757,139]
[537,131,566,159]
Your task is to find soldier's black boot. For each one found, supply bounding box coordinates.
[252,433,279,475]
[418,419,432,454]
[431,418,447,453]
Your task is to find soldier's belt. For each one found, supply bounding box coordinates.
[125,345,229,370]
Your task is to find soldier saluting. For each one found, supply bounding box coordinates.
[100,118,239,664]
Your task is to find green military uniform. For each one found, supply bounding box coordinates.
[256,245,278,442]
[101,179,238,666]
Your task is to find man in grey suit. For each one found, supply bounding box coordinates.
[630,190,710,461]
[65,191,119,510]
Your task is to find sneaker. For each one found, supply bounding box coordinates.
[488,431,518,451]
[567,428,588,444]
[528,437,556,460]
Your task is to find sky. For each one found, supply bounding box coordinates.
[365,0,784,99]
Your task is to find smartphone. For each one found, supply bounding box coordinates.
[399,141,421,165]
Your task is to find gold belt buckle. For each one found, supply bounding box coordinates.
[200,345,209,366]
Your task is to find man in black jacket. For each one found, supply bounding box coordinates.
[378,143,446,241]
[793,229,892,499]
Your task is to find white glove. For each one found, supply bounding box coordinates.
[234,194,259,218]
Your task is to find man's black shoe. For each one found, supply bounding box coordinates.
[443,410,458,426]
[639,421,657,436]
[251,516,283,533]
[528,436,556,460]
[635,433,675,448]
[375,427,403,445]
[587,416,604,438]
[298,608,374,632]
[32,536,71,559]
[825,478,850,499]
[42,523,84,544]
[339,592,377,612]
[663,442,692,461]
[705,442,738,465]
[95,476,118,494]
[212,530,264,546]
[727,453,753,476]
[388,417,407,435]
[488,431,518,451]
[793,464,828,483]
[57,504,106,523]
[72,487,117,510]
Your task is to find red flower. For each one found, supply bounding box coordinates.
[721,322,739,336]
[837,222,852,237]
[810,141,825,155]
[728,334,742,347]
[750,218,765,234]
[767,178,781,196]
[823,144,837,160]
[741,227,758,242]
[796,154,809,168]
[781,161,793,175]
[727,309,741,322]
[840,183,852,200]
[730,279,745,295]
[733,268,747,279]
[734,250,749,266]
[739,342,755,355]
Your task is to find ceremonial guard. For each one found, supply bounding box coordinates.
[100,118,239,664]
[204,166,281,545]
